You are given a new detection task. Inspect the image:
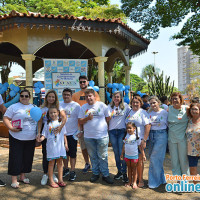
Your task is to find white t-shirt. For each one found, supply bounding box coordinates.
[4,102,37,140]
[78,101,110,139]
[160,104,168,111]
[42,120,67,160]
[125,108,150,139]
[0,95,4,105]
[149,109,168,130]
[41,106,63,124]
[124,133,140,157]
[60,101,81,136]
[108,103,130,130]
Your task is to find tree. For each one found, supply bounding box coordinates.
[130,74,147,92]
[141,64,160,82]
[0,62,12,83]
[0,0,126,21]
[121,0,200,55]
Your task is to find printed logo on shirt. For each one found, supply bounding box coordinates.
[25,109,31,116]
[150,115,163,126]
[65,107,74,118]
[111,108,125,118]
[42,111,47,120]
[85,108,101,117]
[126,113,141,121]
[123,134,137,144]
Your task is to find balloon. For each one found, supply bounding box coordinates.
[124,97,130,104]
[0,83,2,89]
[89,80,95,87]
[112,83,118,88]
[125,89,129,94]
[30,107,42,122]
[10,84,15,90]
[106,91,110,98]
[140,93,145,97]
[13,86,20,92]
[0,89,4,94]
[2,86,7,92]
[34,82,39,88]
[38,83,44,89]
[137,91,142,95]
[93,86,99,92]
[112,88,117,93]
[10,90,16,97]
[125,85,130,90]
[34,88,40,94]
[121,86,125,91]
[3,82,9,88]
[107,83,112,88]
[119,83,124,88]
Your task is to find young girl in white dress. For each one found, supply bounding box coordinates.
[37,106,68,188]
[120,122,145,189]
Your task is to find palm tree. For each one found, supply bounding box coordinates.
[141,64,160,82]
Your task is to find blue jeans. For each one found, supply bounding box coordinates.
[148,129,167,188]
[109,129,126,174]
[84,137,109,177]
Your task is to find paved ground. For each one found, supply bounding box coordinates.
[0,146,200,200]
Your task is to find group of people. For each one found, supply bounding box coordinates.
[0,75,199,190]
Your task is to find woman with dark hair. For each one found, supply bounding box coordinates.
[3,90,37,188]
[108,91,130,183]
[125,95,151,188]
[186,103,200,183]
[168,92,189,176]
[37,89,66,185]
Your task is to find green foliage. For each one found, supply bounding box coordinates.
[0,0,126,21]
[148,67,174,97]
[121,0,200,55]
[130,73,147,92]
[141,64,160,82]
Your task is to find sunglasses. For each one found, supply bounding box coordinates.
[20,95,29,98]
[79,81,86,84]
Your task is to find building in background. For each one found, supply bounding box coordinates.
[178,46,200,92]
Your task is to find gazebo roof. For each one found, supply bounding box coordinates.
[0,10,150,56]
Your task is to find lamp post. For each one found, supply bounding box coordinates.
[152,51,158,67]
[63,33,72,47]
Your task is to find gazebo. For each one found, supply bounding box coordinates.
[0,10,150,102]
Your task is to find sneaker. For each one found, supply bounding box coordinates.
[63,168,70,177]
[0,179,6,187]
[53,174,58,183]
[122,173,129,183]
[90,174,100,183]
[114,171,123,180]
[68,171,76,181]
[82,163,90,174]
[41,174,48,185]
[102,176,114,184]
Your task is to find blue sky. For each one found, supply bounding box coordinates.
[9,0,187,88]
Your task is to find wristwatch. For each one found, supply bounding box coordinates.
[80,131,84,133]
[142,139,147,142]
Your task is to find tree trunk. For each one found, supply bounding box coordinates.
[1,62,11,83]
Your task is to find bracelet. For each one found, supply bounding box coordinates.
[80,131,84,133]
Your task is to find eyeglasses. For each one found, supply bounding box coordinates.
[172,97,179,101]
[20,95,29,98]
[79,81,86,84]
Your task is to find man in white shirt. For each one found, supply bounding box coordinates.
[78,88,113,184]
[60,88,81,181]
[0,94,7,186]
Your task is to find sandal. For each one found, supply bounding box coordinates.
[11,182,19,189]
[49,183,59,188]
[125,183,132,188]
[58,182,66,187]
[19,178,30,184]
[138,182,144,188]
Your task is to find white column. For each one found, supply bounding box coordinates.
[123,66,131,85]
[94,56,108,102]
[21,54,35,103]
[107,72,114,83]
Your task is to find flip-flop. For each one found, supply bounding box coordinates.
[11,182,19,189]
[58,182,66,187]
[49,183,59,188]
[19,178,30,184]
[138,182,144,188]
[125,183,132,188]
[132,184,138,189]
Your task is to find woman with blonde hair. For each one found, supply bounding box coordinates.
[148,96,168,188]
[108,91,130,182]
[38,89,66,185]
